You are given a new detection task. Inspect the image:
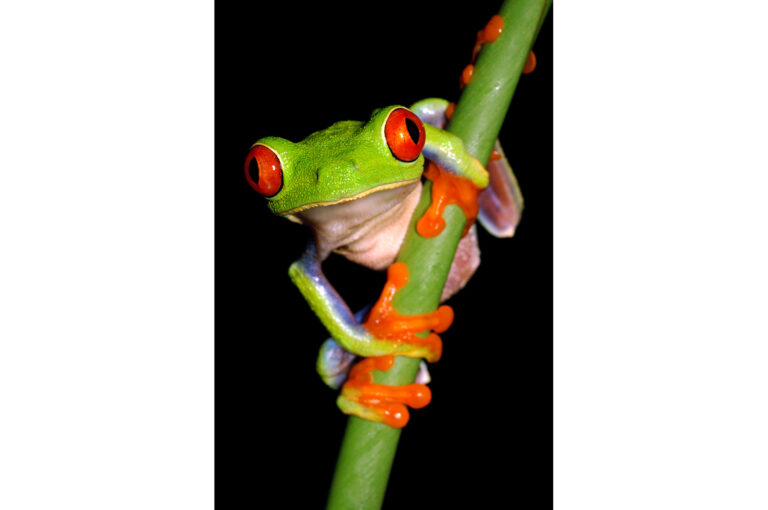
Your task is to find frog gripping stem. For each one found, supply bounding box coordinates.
[337,356,431,429]
[327,2,550,507]
[336,262,453,428]
[417,161,483,238]
[363,262,452,364]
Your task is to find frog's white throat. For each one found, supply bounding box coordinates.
[290,180,422,270]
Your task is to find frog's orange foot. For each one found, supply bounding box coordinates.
[363,262,453,363]
[417,162,481,239]
[523,50,537,74]
[338,355,431,428]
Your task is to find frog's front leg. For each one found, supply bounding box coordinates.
[411,97,524,239]
[422,123,489,189]
[288,242,450,362]
[318,316,433,390]
[337,261,452,428]
[290,242,453,427]
[405,98,489,238]
[412,96,488,188]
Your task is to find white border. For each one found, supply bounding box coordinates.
[0,1,214,508]
[555,2,768,508]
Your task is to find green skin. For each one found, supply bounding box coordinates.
[256,103,487,217]
[251,99,491,418]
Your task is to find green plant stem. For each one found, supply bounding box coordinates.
[326,2,551,508]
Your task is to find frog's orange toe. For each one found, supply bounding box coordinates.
[387,261,409,288]
[418,162,481,239]
[411,333,443,363]
[355,381,432,410]
[378,404,410,428]
[523,50,537,74]
[338,356,432,428]
[433,305,454,333]
[416,211,446,238]
[363,262,452,362]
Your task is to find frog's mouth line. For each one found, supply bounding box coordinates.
[279,179,420,216]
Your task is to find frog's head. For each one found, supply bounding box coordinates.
[245,106,426,217]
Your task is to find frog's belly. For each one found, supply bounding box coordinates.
[295,181,422,270]
[331,182,423,270]
[298,179,480,301]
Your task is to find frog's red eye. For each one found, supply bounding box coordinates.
[245,144,283,197]
[384,108,426,162]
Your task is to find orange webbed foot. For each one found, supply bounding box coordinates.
[339,246,454,427]
[339,355,431,428]
[417,162,481,239]
[363,262,453,362]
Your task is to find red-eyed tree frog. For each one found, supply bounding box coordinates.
[245,98,523,427]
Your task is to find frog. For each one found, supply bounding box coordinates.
[245,98,523,428]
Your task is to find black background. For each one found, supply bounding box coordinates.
[216,3,552,507]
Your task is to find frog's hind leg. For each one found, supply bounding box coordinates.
[441,223,481,302]
[316,305,370,389]
[317,338,358,390]
[477,140,524,238]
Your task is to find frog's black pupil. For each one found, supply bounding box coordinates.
[405,118,420,144]
[248,157,260,184]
